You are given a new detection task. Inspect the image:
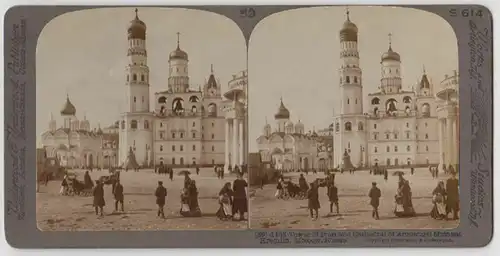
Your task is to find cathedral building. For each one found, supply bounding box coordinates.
[332,10,454,169]
[39,96,119,168]
[119,9,241,168]
[256,99,323,170]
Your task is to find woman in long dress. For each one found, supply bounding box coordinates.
[275,177,285,199]
[217,182,233,220]
[188,180,202,217]
[180,188,191,217]
[430,181,447,219]
[394,175,416,217]
[59,175,68,195]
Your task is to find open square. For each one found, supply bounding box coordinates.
[37,168,248,231]
[250,168,459,229]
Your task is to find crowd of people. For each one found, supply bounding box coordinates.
[268,165,459,222]
[55,166,249,220]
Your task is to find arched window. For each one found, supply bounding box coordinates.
[386,146,390,152]
[212,159,215,165]
[141,74,145,81]
[394,146,398,152]
[374,147,378,153]
[131,120,138,129]
[158,96,166,104]
[371,97,380,105]
[211,134,215,139]
[386,158,391,166]
[403,96,412,103]
[358,122,364,131]
[144,120,149,129]
[133,97,137,103]
[133,74,137,81]
[180,157,184,165]
[354,76,358,83]
[344,122,352,131]
[172,145,175,151]
[192,145,196,151]
[212,146,215,152]
[172,157,175,165]
[407,145,411,152]
[207,103,217,117]
[346,76,350,83]
[180,145,184,151]
[160,145,163,151]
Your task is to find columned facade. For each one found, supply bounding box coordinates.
[223,71,247,173]
[436,70,459,171]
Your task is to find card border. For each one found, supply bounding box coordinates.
[3,4,494,248]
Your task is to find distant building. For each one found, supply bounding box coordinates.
[119,9,246,169]
[39,96,119,168]
[332,10,455,169]
[255,98,326,170]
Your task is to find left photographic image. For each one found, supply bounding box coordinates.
[36,7,248,231]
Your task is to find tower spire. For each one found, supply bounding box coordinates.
[135,8,138,19]
[422,64,426,74]
[388,33,392,49]
[346,6,350,21]
[176,32,180,49]
[211,64,214,74]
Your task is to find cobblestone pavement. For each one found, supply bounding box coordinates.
[37,168,248,231]
[250,168,459,229]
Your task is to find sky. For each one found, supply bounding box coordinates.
[248,6,458,152]
[36,7,246,144]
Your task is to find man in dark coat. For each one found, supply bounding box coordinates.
[368,182,381,220]
[446,171,459,220]
[113,179,124,212]
[327,181,339,215]
[384,169,388,181]
[169,167,174,181]
[232,173,248,221]
[196,166,200,175]
[92,180,105,216]
[155,181,167,218]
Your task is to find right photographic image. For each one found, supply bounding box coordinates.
[248,6,459,229]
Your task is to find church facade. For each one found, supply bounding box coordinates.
[332,10,456,169]
[39,96,119,169]
[118,9,244,168]
[255,99,328,170]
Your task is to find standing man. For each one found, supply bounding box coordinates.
[232,173,248,221]
[169,167,174,181]
[196,166,200,175]
[327,181,339,215]
[113,179,124,212]
[446,171,459,220]
[368,182,381,220]
[92,180,105,217]
[155,181,167,218]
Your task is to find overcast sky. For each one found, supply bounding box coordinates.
[36,7,246,144]
[248,6,458,152]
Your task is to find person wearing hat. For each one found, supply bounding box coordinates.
[445,171,459,220]
[368,182,381,220]
[155,181,167,218]
[92,180,105,216]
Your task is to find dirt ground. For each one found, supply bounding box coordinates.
[249,168,460,229]
[36,168,248,231]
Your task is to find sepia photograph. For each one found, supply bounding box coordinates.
[36,7,249,231]
[248,6,459,229]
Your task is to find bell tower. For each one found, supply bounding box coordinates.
[333,7,368,169]
[119,8,154,168]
